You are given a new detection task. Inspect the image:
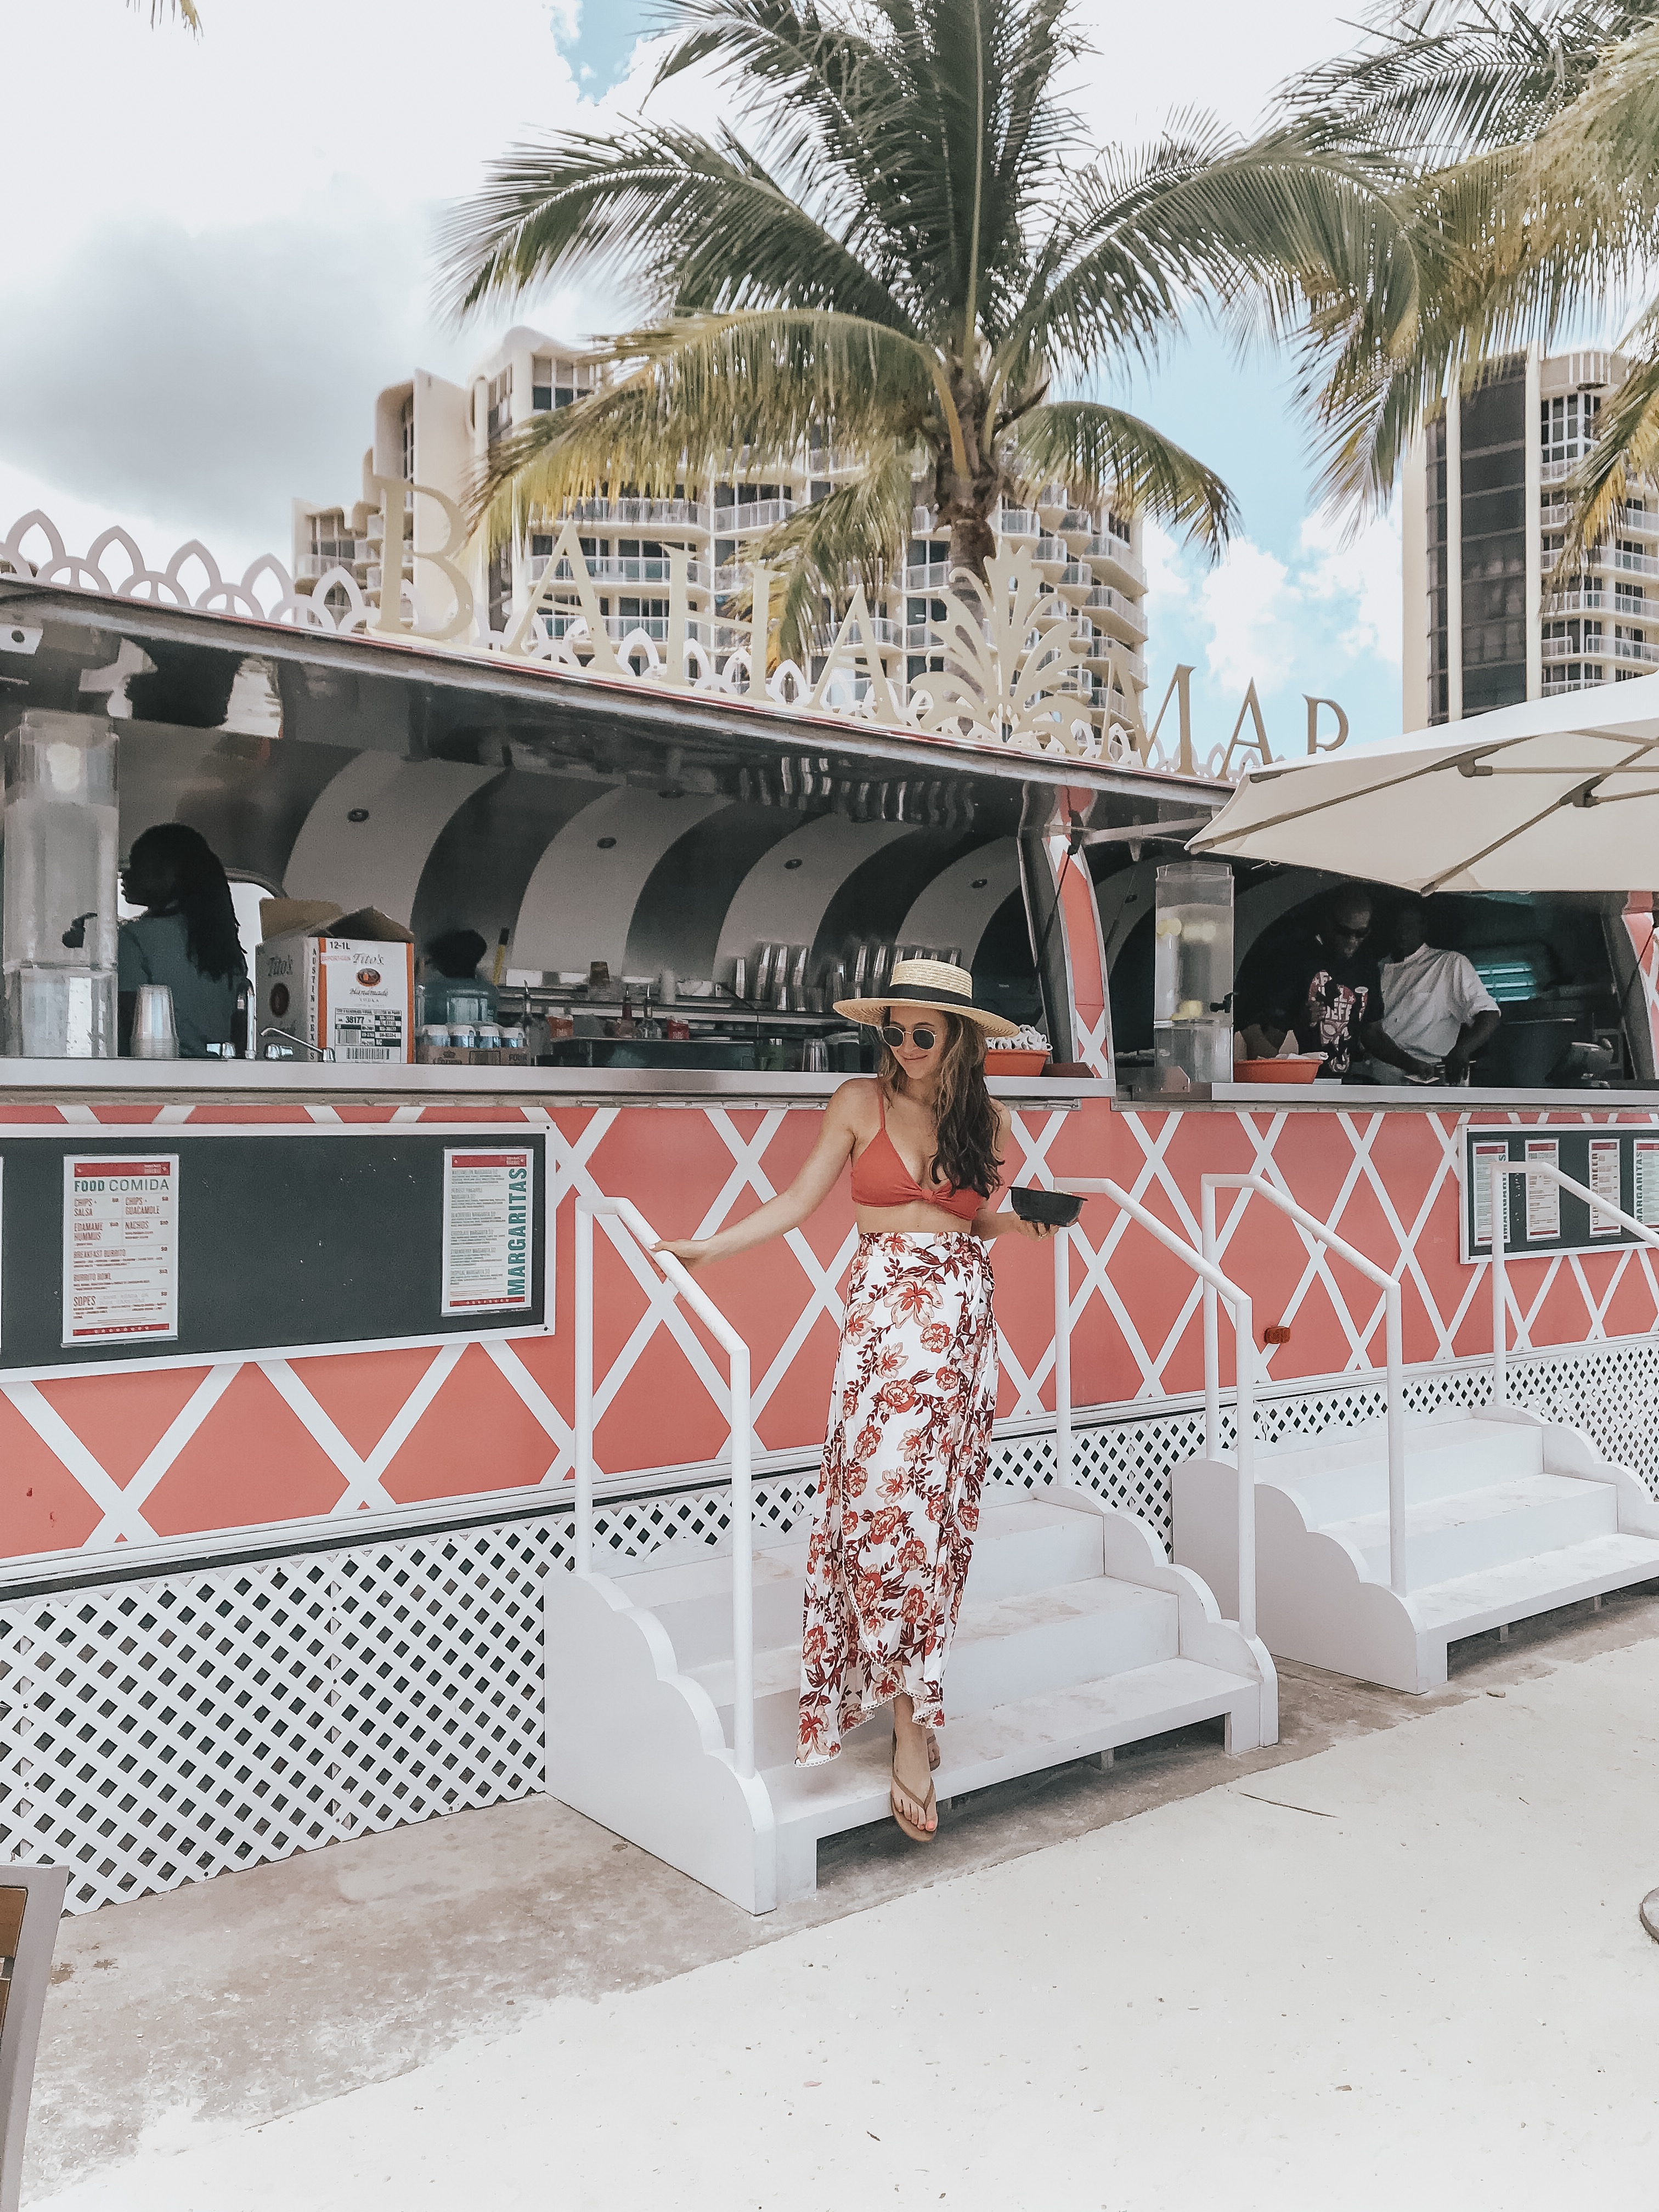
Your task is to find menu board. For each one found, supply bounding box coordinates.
[1588,1138,1623,1235]
[1464,1128,1659,1259]
[63,1154,179,1344]
[441,1148,534,1314]
[1523,1138,1561,1242]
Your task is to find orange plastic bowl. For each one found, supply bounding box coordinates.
[1233,1056,1325,1085]
[986,1048,1051,1075]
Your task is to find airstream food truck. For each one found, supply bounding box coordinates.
[4,528,1659,1915]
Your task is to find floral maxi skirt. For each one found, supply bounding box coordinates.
[797,1232,998,1764]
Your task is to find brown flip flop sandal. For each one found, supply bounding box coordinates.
[891,1731,938,1843]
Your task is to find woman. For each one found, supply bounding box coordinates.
[118,823,245,1058]
[656,958,1054,1844]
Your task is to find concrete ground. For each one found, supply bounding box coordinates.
[22,1583,1659,2210]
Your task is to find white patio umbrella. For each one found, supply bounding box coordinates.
[1188,670,1659,891]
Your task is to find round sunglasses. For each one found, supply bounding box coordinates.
[881,1020,939,1050]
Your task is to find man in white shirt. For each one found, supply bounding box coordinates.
[1363,897,1501,1084]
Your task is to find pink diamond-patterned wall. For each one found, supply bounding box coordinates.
[2,1092,1656,1569]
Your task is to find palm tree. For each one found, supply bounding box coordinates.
[441,0,1372,656]
[129,0,202,24]
[1278,0,1659,572]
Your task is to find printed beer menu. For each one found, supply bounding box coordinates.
[63,1155,180,1344]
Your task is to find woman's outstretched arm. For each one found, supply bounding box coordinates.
[654,1080,868,1272]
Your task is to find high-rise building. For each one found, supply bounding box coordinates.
[1402,345,1659,726]
[292,324,1152,736]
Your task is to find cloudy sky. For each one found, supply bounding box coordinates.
[2,0,1409,751]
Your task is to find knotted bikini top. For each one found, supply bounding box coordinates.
[849,1085,989,1223]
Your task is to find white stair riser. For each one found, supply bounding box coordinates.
[645,1513,1108,1668]
[959,1514,1106,1601]
[1344,1484,1617,1586]
[701,1589,1182,1767]
[948,1595,1178,1710]
[1267,1432,1543,1519]
[648,1581,805,1668]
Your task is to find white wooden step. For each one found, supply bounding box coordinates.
[611,1489,1108,1672]
[1322,1472,1617,1584]
[764,1657,1259,1852]
[689,1575,1181,1768]
[1407,1531,1659,1638]
[1260,1415,1543,1521]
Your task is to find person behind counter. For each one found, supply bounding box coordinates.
[653,958,1055,1847]
[1236,886,1380,1078]
[1236,887,1440,1082]
[117,823,245,1058]
[1362,895,1501,1084]
[421,929,496,1026]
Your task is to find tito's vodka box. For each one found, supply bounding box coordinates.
[256,932,416,1063]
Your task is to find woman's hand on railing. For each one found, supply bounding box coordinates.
[653,1237,714,1272]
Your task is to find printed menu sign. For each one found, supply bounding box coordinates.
[442,1149,533,1314]
[1588,1138,1623,1235]
[63,1155,179,1344]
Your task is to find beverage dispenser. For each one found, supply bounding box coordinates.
[1152,859,1233,1090]
[3,710,120,1058]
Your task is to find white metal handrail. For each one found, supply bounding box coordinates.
[1203,1175,1408,1597]
[1051,1178,1260,1639]
[574,1195,756,1777]
[1488,1158,1659,1408]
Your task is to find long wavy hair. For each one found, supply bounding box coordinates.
[879,1010,1002,1198]
[129,823,245,983]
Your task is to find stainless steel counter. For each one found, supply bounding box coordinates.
[0,1059,1108,1110]
[1149,1081,1659,1112]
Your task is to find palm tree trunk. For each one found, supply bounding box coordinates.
[947,509,997,582]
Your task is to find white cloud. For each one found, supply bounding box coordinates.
[1297,507,1403,668]
[1198,539,1296,695]
[1158,506,1402,696]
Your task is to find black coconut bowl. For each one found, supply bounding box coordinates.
[1009,1187,1084,1229]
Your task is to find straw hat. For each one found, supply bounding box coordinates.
[833,956,1019,1037]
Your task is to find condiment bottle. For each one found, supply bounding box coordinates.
[614,988,637,1039]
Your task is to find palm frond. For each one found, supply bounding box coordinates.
[1009,401,1237,550]
[1279,0,1639,160]
[129,0,201,25]
[467,309,937,546]
[1012,121,1413,385]
[1556,327,1659,571]
[438,122,907,329]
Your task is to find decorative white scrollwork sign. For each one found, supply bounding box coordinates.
[1,500,1345,780]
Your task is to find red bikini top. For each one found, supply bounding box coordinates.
[849,1086,989,1223]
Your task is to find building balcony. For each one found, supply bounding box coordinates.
[568,497,711,530]
[527,554,713,590]
[1613,631,1659,667]
[995,507,1041,539]
[1074,535,1147,588]
[1543,670,1609,694]
[905,560,952,591]
[297,548,367,582]
[1544,585,1605,616]
[1611,546,1659,578]
[719,498,795,531]
[1076,584,1149,639]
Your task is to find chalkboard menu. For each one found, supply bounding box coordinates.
[0,1131,548,1369]
[1462,1126,1659,1261]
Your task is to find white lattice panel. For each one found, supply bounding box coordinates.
[6,1338,1657,1914]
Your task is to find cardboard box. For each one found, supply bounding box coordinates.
[257,907,416,1064]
